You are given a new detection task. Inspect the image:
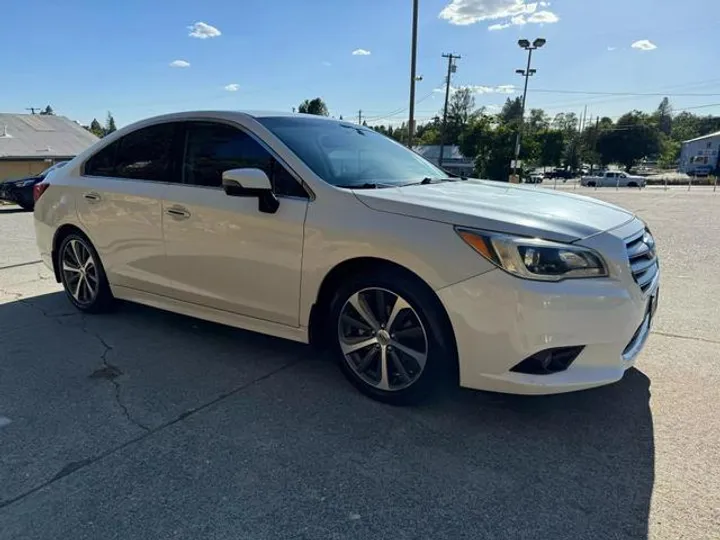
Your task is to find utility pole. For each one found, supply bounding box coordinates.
[25,107,42,115]
[439,53,461,168]
[591,116,600,174]
[358,110,363,125]
[512,38,546,182]
[407,0,419,148]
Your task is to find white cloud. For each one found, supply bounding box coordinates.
[631,39,657,51]
[440,0,535,25]
[435,84,518,95]
[169,60,190,68]
[322,61,332,66]
[224,84,240,92]
[607,46,617,51]
[527,10,558,23]
[188,22,221,39]
[440,0,559,30]
[352,49,371,56]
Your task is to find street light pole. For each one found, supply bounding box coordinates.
[439,53,460,168]
[408,0,419,148]
[511,38,545,182]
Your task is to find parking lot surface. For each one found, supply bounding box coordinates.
[0,190,718,539]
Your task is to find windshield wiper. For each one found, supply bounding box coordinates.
[400,177,458,187]
[335,182,385,189]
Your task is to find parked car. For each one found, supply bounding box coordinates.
[525,174,544,184]
[580,170,646,188]
[33,111,660,404]
[0,161,68,210]
[546,169,573,180]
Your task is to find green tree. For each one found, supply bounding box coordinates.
[40,105,55,116]
[89,118,104,137]
[498,97,522,126]
[528,109,549,132]
[537,130,565,168]
[298,98,329,116]
[671,112,699,142]
[653,97,672,136]
[597,111,660,170]
[105,112,117,134]
[658,135,681,169]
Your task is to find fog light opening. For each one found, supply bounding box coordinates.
[510,346,585,375]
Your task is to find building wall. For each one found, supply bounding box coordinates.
[0,160,54,182]
[679,135,720,174]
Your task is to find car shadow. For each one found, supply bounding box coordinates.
[0,291,654,539]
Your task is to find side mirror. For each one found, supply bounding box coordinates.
[221,168,279,214]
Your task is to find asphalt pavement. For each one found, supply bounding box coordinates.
[0,191,718,539]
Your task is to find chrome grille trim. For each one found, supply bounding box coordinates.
[625,228,659,294]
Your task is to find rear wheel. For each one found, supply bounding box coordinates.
[58,233,114,313]
[328,269,455,405]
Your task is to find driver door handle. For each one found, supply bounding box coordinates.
[165,206,191,220]
[83,192,101,203]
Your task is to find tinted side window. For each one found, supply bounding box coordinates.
[184,122,307,197]
[114,123,176,182]
[85,142,119,177]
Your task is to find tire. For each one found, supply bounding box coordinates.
[328,268,456,405]
[627,182,638,188]
[587,181,596,187]
[58,233,115,313]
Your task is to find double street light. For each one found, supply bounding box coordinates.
[511,38,546,181]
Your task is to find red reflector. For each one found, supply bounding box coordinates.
[33,183,49,202]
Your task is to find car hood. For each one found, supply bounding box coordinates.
[354,179,634,242]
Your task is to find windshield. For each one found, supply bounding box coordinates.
[258,117,446,187]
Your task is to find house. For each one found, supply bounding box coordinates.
[678,130,720,176]
[0,113,99,182]
[414,145,474,177]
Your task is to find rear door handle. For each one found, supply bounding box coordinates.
[165,206,191,220]
[83,192,101,202]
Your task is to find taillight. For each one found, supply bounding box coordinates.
[33,182,49,202]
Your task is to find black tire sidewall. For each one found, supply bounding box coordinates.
[328,269,455,405]
[58,233,113,313]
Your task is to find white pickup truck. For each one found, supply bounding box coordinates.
[580,171,646,188]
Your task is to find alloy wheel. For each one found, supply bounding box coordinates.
[337,287,428,392]
[61,239,99,306]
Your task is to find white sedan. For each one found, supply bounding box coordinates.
[33,111,659,404]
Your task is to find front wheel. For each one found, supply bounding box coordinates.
[58,233,115,313]
[328,270,456,405]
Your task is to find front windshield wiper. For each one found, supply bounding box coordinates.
[400,177,459,187]
[335,182,388,189]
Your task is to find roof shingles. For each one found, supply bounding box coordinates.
[0,113,99,159]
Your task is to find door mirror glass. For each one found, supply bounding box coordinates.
[222,168,272,191]
[221,168,279,214]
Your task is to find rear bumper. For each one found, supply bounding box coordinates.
[437,267,658,395]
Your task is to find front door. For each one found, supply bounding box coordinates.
[160,121,309,327]
[76,122,181,293]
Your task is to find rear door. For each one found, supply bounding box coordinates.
[77,122,182,292]
[159,120,309,326]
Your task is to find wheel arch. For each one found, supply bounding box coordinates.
[51,224,93,283]
[308,257,458,374]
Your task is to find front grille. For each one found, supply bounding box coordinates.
[625,229,658,293]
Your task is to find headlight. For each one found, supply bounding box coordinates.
[456,228,608,281]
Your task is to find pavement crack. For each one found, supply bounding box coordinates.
[651,330,720,345]
[0,358,302,511]
[79,316,151,433]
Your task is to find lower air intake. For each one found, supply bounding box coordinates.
[510,346,585,375]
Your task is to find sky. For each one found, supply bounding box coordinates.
[1,0,718,128]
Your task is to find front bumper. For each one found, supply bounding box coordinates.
[437,221,658,395]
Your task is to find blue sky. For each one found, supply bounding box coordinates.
[2,0,717,128]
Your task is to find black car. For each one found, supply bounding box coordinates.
[0,161,68,211]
